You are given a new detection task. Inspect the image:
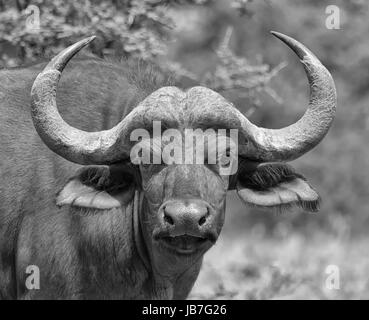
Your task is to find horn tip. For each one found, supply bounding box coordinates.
[85,35,97,44]
[270,30,314,62]
[270,31,291,44]
[46,36,97,73]
[78,36,97,49]
[270,30,281,37]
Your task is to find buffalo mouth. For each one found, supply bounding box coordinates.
[158,235,209,255]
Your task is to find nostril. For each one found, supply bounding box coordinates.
[199,212,210,226]
[164,213,175,226]
[198,207,209,226]
[198,215,206,226]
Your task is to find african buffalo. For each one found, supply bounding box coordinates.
[0,32,336,299]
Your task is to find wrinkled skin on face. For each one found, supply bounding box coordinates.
[127,125,237,277]
[140,163,228,271]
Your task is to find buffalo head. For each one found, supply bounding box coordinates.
[29,32,336,269]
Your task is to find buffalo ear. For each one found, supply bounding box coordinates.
[56,165,136,209]
[236,162,320,212]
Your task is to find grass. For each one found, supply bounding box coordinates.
[189,227,369,299]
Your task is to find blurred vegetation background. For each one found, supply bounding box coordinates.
[1,0,369,299]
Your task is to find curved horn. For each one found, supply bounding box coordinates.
[31,37,142,165]
[239,31,337,162]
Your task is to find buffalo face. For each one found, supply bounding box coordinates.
[140,163,229,258]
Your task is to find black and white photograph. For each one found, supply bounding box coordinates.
[0,0,366,305]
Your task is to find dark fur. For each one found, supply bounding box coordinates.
[238,162,306,190]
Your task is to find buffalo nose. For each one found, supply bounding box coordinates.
[163,200,209,229]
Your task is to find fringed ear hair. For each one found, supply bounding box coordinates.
[236,162,321,213]
[239,162,306,191]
